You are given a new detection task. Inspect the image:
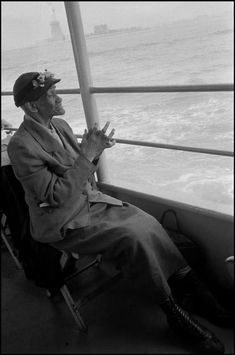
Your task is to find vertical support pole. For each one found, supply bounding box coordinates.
[64,1,108,182]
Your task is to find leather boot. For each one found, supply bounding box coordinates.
[168,270,234,328]
[161,295,224,354]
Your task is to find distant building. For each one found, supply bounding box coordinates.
[94,24,108,35]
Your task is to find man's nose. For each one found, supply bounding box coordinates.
[56,95,62,103]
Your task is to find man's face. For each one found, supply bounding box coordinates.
[35,85,65,117]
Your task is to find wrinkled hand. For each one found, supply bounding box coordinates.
[80,121,116,162]
[1,119,12,134]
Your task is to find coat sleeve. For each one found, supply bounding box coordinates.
[7,136,97,207]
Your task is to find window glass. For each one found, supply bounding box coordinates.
[2,1,82,127]
[95,92,233,215]
[1,93,85,131]
[80,1,233,86]
[103,145,233,215]
[2,1,234,215]
[80,1,233,215]
[60,95,86,133]
[96,92,233,152]
[2,2,79,88]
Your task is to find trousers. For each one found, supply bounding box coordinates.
[51,202,188,303]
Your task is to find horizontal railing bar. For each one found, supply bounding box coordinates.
[90,84,234,93]
[75,134,233,157]
[1,83,234,96]
[3,128,233,157]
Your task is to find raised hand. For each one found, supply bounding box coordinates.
[1,119,12,135]
[80,122,116,162]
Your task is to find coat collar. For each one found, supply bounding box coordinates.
[22,115,80,158]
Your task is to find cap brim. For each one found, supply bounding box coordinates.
[47,78,61,88]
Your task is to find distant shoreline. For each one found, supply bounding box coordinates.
[85,27,151,39]
[2,27,153,52]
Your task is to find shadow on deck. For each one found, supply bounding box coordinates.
[1,247,234,354]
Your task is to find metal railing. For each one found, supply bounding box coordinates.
[89,83,234,93]
[2,83,233,96]
[2,83,234,158]
[75,136,233,157]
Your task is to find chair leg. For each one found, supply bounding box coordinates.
[60,284,88,333]
[1,229,22,269]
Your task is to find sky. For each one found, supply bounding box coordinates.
[1,1,233,50]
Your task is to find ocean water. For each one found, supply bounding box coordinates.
[2,14,234,214]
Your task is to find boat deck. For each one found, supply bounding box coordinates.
[1,246,234,354]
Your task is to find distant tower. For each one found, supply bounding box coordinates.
[50,7,65,40]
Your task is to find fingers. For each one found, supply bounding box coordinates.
[81,128,88,144]
[107,128,115,139]
[88,123,98,136]
[88,122,116,143]
[81,128,87,137]
[101,121,110,133]
[100,122,115,140]
[93,122,98,132]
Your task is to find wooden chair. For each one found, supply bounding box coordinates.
[1,210,22,269]
[1,165,122,332]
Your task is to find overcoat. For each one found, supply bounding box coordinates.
[7,115,122,243]
[7,115,188,302]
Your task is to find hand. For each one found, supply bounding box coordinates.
[80,122,116,162]
[1,119,12,134]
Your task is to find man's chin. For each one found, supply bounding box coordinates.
[54,108,65,116]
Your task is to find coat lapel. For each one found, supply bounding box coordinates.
[51,117,81,158]
[22,115,80,165]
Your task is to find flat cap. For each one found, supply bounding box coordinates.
[13,70,61,107]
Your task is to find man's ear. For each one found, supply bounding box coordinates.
[25,102,38,113]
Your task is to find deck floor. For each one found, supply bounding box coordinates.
[1,246,234,354]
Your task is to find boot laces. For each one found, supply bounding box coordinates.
[169,298,212,340]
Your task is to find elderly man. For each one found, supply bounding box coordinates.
[7,70,230,354]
